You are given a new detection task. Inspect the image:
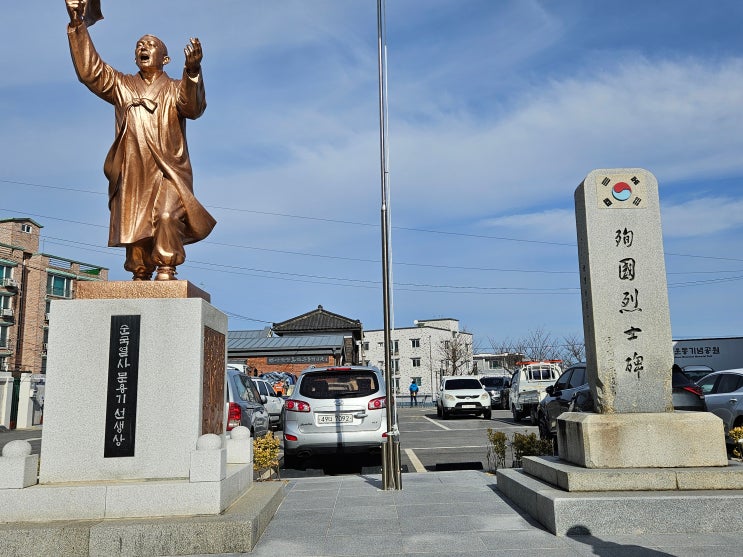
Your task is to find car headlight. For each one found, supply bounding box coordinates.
[480,393,489,402]
[444,394,455,402]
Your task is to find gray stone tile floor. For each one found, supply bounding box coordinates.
[191,470,743,557]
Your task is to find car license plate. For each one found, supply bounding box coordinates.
[317,414,353,424]
[462,404,476,409]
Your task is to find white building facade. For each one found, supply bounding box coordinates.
[362,318,473,400]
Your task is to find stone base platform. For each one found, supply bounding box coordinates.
[497,467,743,536]
[523,455,743,491]
[76,280,211,302]
[557,411,728,468]
[0,479,286,557]
[3,463,253,522]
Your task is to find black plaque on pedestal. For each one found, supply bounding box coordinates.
[104,315,140,458]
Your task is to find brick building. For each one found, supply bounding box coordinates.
[0,218,108,375]
[227,306,363,376]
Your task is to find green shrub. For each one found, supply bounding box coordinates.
[486,428,508,471]
[253,431,280,479]
[510,431,554,464]
[729,426,743,459]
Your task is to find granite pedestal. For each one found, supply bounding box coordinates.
[0,282,268,543]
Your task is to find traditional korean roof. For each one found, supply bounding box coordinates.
[227,331,345,357]
[272,305,361,335]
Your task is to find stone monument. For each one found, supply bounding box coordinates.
[497,169,743,536]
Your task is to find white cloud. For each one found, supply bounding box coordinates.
[662,196,743,239]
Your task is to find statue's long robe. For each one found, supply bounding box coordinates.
[67,24,215,247]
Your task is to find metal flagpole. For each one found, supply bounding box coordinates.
[377,0,401,490]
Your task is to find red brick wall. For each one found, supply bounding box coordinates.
[240,355,336,377]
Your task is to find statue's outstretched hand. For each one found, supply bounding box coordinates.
[184,38,203,76]
[65,0,87,26]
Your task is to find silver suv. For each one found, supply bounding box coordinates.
[282,366,387,467]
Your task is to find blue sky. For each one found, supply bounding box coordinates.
[3,1,742,351]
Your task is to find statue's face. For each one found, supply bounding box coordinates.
[135,35,169,71]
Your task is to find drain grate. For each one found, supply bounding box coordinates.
[433,461,484,471]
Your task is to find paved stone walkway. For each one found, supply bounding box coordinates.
[198,470,743,556]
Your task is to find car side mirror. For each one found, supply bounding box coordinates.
[546,385,554,396]
[260,395,268,404]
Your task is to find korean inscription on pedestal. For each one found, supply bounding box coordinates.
[104,315,141,457]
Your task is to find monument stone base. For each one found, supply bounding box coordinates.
[497,467,743,536]
[0,479,286,557]
[557,412,729,468]
[496,412,740,535]
[0,283,270,522]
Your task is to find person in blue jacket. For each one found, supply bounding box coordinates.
[409,380,419,406]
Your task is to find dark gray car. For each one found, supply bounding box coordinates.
[538,364,704,443]
[225,368,270,438]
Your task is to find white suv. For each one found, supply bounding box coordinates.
[437,376,492,420]
[252,377,285,430]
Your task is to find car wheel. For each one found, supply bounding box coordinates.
[483,409,492,420]
[443,407,451,419]
[500,397,508,410]
[511,405,521,422]
[529,407,538,426]
[283,453,299,470]
[436,404,442,418]
[538,411,551,440]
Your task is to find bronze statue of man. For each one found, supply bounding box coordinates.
[65,0,216,281]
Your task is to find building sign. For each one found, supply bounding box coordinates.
[104,315,140,458]
[267,355,328,365]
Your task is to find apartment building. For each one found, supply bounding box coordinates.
[362,318,473,398]
[0,218,108,375]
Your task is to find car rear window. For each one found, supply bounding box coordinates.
[480,377,506,388]
[445,378,482,390]
[527,367,558,380]
[299,370,380,399]
[233,373,259,403]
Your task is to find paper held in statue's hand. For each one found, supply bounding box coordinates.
[84,0,103,27]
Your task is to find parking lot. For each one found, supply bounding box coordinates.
[0,406,539,479]
[280,404,539,477]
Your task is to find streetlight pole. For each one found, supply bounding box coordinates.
[377,0,401,490]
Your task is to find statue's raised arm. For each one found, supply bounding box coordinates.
[184,38,203,77]
[65,0,87,27]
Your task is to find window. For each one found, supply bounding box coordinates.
[362,342,369,351]
[21,224,32,233]
[0,295,10,310]
[716,373,743,394]
[391,359,399,372]
[411,338,420,348]
[488,360,501,369]
[0,326,8,348]
[0,265,11,280]
[391,340,399,355]
[569,367,587,388]
[47,274,73,298]
[412,377,421,386]
[412,358,421,368]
